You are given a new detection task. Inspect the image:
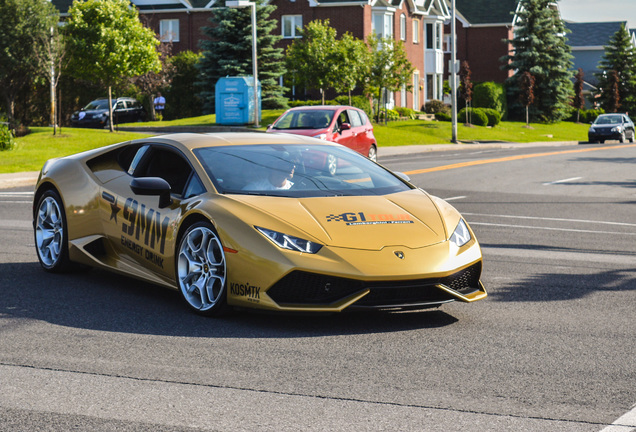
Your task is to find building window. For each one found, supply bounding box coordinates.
[426,74,434,100]
[401,84,407,107]
[160,19,179,42]
[412,19,419,43]
[436,22,443,50]
[426,23,433,49]
[400,14,406,41]
[282,15,302,38]
[373,12,394,39]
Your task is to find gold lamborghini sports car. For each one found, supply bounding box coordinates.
[33,133,486,316]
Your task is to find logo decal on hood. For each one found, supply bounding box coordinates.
[326,212,414,226]
[394,251,405,259]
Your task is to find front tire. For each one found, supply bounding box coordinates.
[176,222,229,316]
[34,189,73,272]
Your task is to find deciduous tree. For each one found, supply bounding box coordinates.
[519,71,535,126]
[0,0,58,128]
[285,20,339,104]
[366,34,414,121]
[572,68,585,122]
[64,0,160,131]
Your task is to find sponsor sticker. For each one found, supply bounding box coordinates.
[325,212,414,226]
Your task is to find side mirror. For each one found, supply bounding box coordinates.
[130,177,172,208]
[395,172,411,182]
[340,122,351,132]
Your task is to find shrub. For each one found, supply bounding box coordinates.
[378,109,400,121]
[333,95,372,117]
[394,106,416,119]
[481,108,502,126]
[0,122,15,151]
[165,50,204,119]
[288,99,323,107]
[473,82,505,114]
[435,112,452,122]
[579,108,605,124]
[458,107,488,126]
[424,99,449,114]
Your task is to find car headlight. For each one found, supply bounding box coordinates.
[611,126,622,133]
[449,219,471,247]
[312,133,328,140]
[589,127,595,132]
[255,226,323,253]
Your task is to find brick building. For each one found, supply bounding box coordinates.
[52,0,565,111]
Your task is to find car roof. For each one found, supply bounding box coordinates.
[131,132,340,152]
[286,105,357,111]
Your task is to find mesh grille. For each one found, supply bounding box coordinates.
[266,262,482,307]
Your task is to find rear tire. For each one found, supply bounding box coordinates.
[368,145,377,162]
[176,221,230,316]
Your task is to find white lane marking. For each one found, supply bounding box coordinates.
[463,213,636,228]
[0,200,32,204]
[481,246,636,265]
[0,220,32,229]
[471,222,636,236]
[0,192,34,197]
[599,403,636,432]
[542,176,582,185]
[443,196,466,201]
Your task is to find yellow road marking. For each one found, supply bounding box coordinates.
[403,144,636,176]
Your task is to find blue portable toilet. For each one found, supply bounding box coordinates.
[215,76,261,125]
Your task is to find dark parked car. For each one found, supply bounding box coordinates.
[71,97,146,128]
[266,105,378,161]
[588,113,635,143]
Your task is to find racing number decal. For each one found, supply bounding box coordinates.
[117,198,169,268]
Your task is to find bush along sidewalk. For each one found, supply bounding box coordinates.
[0,122,16,151]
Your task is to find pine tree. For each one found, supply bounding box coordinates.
[595,24,636,114]
[197,0,287,113]
[501,0,573,122]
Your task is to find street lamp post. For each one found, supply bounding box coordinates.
[450,0,458,143]
[226,0,259,128]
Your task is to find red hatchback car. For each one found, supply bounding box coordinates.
[266,105,378,161]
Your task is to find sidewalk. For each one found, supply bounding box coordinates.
[0,140,582,190]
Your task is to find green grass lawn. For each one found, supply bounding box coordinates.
[0,127,152,173]
[2,114,590,174]
[373,120,590,146]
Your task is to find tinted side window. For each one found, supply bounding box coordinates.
[348,110,363,128]
[135,147,193,197]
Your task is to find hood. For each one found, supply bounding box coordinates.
[231,190,447,250]
[267,128,327,138]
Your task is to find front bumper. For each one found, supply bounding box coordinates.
[226,237,486,312]
[588,129,622,142]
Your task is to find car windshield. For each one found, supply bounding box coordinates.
[194,144,413,198]
[272,110,335,130]
[594,115,623,125]
[83,100,110,110]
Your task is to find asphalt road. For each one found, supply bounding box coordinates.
[1,142,635,431]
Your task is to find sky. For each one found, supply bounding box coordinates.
[558,0,636,25]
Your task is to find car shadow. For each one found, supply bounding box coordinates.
[480,243,636,302]
[0,262,459,338]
